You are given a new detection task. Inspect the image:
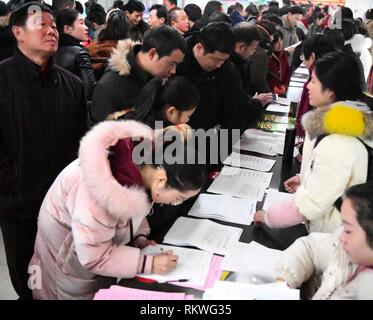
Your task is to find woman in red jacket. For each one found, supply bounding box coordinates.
[267,31,291,96]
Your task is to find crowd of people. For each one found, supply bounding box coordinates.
[0,0,373,300]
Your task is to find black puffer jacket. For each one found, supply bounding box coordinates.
[0,49,88,220]
[54,34,96,100]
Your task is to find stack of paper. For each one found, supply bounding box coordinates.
[94,285,194,300]
[203,281,299,300]
[223,152,276,172]
[266,104,290,114]
[137,245,213,287]
[207,166,273,200]
[163,217,243,256]
[188,194,256,225]
[234,128,285,156]
[263,189,294,211]
[220,241,283,281]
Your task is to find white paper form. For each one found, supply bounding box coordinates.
[223,152,276,172]
[289,81,305,88]
[137,245,213,287]
[203,281,299,300]
[207,166,273,200]
[276,97,291,106]
[163,217,243,256]
[188,194,256,225]
[263,189,295,211]
[266,103,290,114]
[294,65,309,75]
[220,241,283,281]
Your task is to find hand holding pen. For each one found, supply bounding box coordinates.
[152,249,178,275]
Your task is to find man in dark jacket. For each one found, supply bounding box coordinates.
[176,22,255,134]
[0,2,87,299]
[231,22,273,116]
[91,25,186,123]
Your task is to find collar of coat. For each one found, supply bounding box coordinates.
[301,100,373,141]
[78,120,153,220]
[108,39,141,76]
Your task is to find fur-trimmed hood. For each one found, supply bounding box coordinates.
[78,120,153,220]
[301,101,373,145]
[108,39,140,76]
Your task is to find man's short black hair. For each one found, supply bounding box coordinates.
[184,3,201,22]
[123,0,144,14]
[233,22,260,45]
[149,4,169,24]
[141,25,186,58]
[302,34,335,61]
[9,1,54,29]
[197,22,234,55]
[287,5,304,15]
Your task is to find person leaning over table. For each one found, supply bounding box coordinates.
[254,51,373,234]
[29,121,207,300]
[275,182,373,300]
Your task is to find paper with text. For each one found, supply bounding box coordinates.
[137,245,213,286]
[220,241,283,281]
[163,217,243,256]
[223,152,276,172]
[188,194,256,225]
[263,189,295,211]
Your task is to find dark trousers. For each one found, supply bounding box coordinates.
[0,217,37,300]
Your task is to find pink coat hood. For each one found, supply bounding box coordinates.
[78,120,153,220]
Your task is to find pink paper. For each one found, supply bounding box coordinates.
[169,255,224,291]
[93,285,187,300]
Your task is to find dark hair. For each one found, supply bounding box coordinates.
[52,0,75,11]
[56,8,79,34]
[366,8,373,20]
[345,182,373,249]
[75,1,83,14]
[141,25,186,58]
[123,0,144,14]
[256,19,276,37]
[314,51,362,101]
[232,2,243,12]
[203,1,222,17]
[341,6,353,21]
[287,5,304,16]
[165,0,177,6]
[143,127,207,192]
[208,12,232,25]
[262,13,282,27]
[268,1,279,8]
[323,27,345,50]
[272,29,283,43]
[245,4,258,17]
[169,7,182,23]
[197,22,234,54]
[9,1,54,29]
[98,9,129,41]
[302,34,335,61]
[227,5,234,15]
[85,8,105,26]
[341,19,357,41]
[233,22,260,45]
[126,76,199,127]
[184,4,202,22]
[0,0,9,17]
[111,0,124,10]
[149,4,169,25]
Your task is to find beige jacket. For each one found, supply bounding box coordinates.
[276,231,373,300]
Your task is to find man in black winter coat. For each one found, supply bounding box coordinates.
[0,2,87,299]
[91,25,186,123]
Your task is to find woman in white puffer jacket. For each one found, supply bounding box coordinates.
[275,182,373,300]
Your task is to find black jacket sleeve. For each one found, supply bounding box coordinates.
[248,48,271,94]
[76,47,96,101]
